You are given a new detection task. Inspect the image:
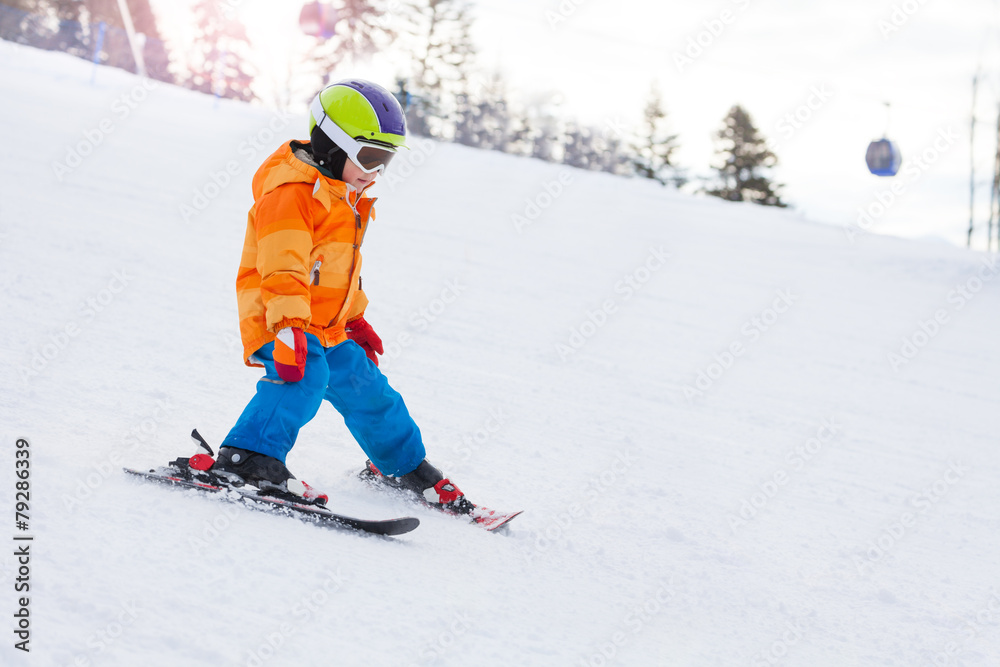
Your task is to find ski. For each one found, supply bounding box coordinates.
[123,430,419,537]
[124,466,419,536]
[358,465,522,532]
[467,506,523,532]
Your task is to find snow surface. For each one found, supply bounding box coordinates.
[2,42,1000,667]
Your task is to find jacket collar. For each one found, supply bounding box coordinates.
[256,142,374,212]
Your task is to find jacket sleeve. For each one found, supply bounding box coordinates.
[254,184,314,332]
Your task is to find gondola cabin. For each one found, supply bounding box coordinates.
[865,138,902,177]
[300,2,338,39]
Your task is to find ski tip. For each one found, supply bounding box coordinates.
[472,509,523,532]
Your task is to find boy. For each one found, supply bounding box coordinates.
[212,79,472,514]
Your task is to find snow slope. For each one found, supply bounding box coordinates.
[2,43,1000,667]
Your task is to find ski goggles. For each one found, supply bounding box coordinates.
[310,97,398,174]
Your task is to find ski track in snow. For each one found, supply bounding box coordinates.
[1,43,1000,666]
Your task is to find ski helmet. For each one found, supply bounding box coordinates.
[308,79,407,174]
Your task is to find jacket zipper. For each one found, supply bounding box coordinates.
[327,193,364,327]
[310,255,324,286]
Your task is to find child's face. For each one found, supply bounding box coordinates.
[342,158,377,190]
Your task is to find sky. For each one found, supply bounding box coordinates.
[151,0,1000,249]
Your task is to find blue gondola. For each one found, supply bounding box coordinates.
[300,2,338,39]
[866,138,902,177]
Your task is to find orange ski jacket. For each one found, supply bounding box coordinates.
[236,141,373,366]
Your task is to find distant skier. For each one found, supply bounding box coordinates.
[212,79,473,514]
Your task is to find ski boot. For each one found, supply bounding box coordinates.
[210,446,328,506]
[168,431,328,506]
[362,459,475,515]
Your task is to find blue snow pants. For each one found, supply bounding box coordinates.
[221,333,425,477]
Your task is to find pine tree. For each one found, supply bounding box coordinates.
[479,92,511,151]
[299,0,396,97]
[399,0,476,138]
[530,116,559,163]
[1,0,172,79]
[561,121,592,170]
[631,83,682,186]
[597,133,628,176]
[0,0,41,9]
[0,0,42,45]
[465,73,511,151]
[505,115,530,157]
[120,0,172,80]
[49,0,81,21]
[517,93,562,163]
[452,89,477,146]
[185,0,255,101]
[43,0,86,56]
[707,104,786,207]
[560,121,627,173]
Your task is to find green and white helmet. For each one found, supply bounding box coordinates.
[308,79,407,173]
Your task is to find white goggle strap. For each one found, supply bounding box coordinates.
[310,96,385,174]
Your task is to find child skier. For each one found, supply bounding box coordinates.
[211,79,472,514]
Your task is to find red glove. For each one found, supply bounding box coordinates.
[274,327,307,382]
[346,316,384,366]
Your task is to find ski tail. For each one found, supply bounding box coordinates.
[124,465,420,536]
